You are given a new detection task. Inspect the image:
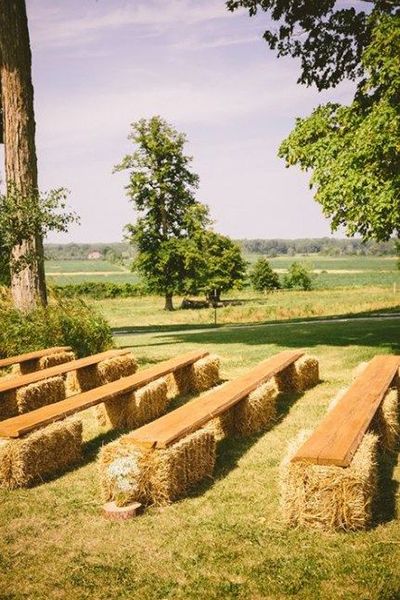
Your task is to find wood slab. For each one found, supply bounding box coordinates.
[292,355,400,467]
[0,349,209,438]
[128,349,304,449]
[0,346,72,369]
[0,349,131,396]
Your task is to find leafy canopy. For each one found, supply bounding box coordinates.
[226,0,400,91]
[250,258,280,292]
[283,262,313,291]
[278,15,400,241]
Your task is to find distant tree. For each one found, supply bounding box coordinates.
[194,231,247,303]
[250,258,280,292]
[283,262,313,291]
[114,116,209,310]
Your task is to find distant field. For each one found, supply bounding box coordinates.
[45,260,126,273]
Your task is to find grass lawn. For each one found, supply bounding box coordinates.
[1,315,400,599]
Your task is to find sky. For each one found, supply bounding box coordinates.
[3,0,358,243]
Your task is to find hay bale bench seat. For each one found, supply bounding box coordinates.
[99,350,319,509]
[0,349,135,421]
[281,355,400,532]
[0,346,75,377]
[0,350,218,489]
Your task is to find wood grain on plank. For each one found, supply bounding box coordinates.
[0,349,131,395]
[0,349,209,438]
[128,350,304,449]
[292,355,400,467]
[0,346,72,369]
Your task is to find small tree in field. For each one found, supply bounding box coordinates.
[250,258,280,292]
[283,262,313,291]
[115,116,209,310]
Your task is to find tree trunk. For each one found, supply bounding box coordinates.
[164,292,174,311]
[0,0,47,311]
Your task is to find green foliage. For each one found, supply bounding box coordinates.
[239,237,397,257]
[279,15,400,242]
[114,116,209,308]
[226,1,398,91]
[0,185,79,280]
[0,295,113,358]
[283,262,313,291]
[250,258,280,292]
[52,281,146,300]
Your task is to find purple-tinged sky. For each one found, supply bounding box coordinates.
[2,1,357,243]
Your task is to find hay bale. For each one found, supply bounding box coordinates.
[0,417,83,489]
[204,407,236,441]
[96,379,169,430]
[190,354,220,393]
[275,355,319,393]
[166,355,220,397]
[16,359,40,375]
[99,429,216,507]
[38,351,76,370]
[0,390,18,421]
[373,388,399,454]
[16,376,65,414]
[280,430,379,531]
[233,380,278,437]
[96,354,138,385]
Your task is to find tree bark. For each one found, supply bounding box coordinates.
[164,292,174,311]
[0,0,47,311]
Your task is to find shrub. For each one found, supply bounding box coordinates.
[0,294,114,358]
[250,258,280,292]
[52,281,146,300]
[283,262,313,291]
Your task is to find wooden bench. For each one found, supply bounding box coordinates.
[0,347,72,370]
[292,355,400,467]
[128,349,305,449]
[0,349,210,438]
[0,348,131,398]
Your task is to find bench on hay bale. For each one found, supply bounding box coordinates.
[0,346,75,376]
[280,354,400,532]
[0,349,137,421]
[99,350,319,509]
[0,349,219,489]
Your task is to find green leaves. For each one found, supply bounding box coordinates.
[250,259,280,292]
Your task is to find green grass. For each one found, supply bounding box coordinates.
[1,316,399,599]
[45,260,127,273]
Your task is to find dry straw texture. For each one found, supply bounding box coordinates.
[0,417,82,489]
[0,390,18,421]
[99,429,216,507]
[373,388,399,454]
[16,376,65,414]
[280,430,379,531]
[275,356,319,393]
[95,379,169,430]
[66,353,137,396]
[38,351,76,370]
[166,355,220,397]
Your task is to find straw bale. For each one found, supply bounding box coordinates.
[0,390,18,421]
[275,356,319,393]
[204,407,236,441]
[0,417,82,489]
[280,430,378,531]
[373,388,399,454]
[38,351,76,370]
[16,376,65,414]
[166,355,220,397]
[96,354,138,385]
[95,379,169,430]
[233,380,278,437]
[99,429,216,507]
[16,359,40,375]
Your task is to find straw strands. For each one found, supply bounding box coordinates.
[99,429,216,507]
[280,430,379,531]
[275,356,319,393]
[167,355,220,397]
[66,353,137,396]
[0,417,82,489]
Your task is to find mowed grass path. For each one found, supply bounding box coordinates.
[1,317,400,599]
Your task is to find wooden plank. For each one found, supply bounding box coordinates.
[0,349,131,396]
[292,355,400,467]
[128,350,304,449]
[0,349,209,438]
[0,347,72,369]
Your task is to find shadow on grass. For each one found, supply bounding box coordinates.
[374,449,399,526]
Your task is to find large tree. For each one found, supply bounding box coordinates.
[0,0,46,310]
[115,116,210,310]
[227,1,400,241]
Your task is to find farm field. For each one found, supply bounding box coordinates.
[45,256,400,289]
[1,317,399,599]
